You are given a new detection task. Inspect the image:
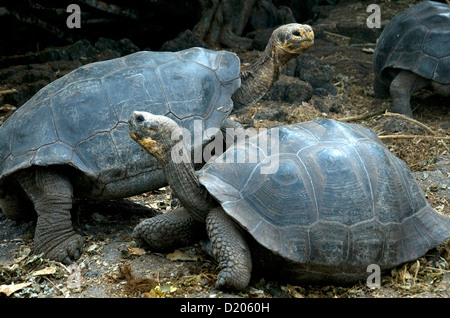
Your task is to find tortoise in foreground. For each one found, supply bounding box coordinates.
[129,112,450,290]
[0,24,314,264]
[373,1,450,117]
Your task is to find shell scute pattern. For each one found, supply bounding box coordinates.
[0,49,240,198]
[198,119,447,272]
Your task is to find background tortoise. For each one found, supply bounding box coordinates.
[129,112,450,290]
[0,23,314,264]
[373,1,450,117]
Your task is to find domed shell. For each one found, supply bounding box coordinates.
[0,48,241,197]
[198,119,450,272]
[373,1,450,85]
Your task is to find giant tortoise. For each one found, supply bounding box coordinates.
[373,1,450,117]
[0,24,314,263]
[129,112,450,290]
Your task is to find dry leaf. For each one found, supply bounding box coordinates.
[144,289,161,298]
[156,283,177,294]
[128,246,146,256]
[0,282,32,296]
[285,284,305,298]
[31,266,57,276]
[166,249,199,262]
[86,243,99,252]
[13,248,31,263]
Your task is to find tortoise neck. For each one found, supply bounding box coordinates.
[231,38,288,113]
[157,140,217,222]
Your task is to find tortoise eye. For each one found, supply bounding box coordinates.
[292,30,301,36]
[136,114,145,123]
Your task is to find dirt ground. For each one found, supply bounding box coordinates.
[1,0,449,299]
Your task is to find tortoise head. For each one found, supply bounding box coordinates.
[271,23,314,60]
[128,111,182,161]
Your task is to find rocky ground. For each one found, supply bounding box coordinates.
[1,0,449,299]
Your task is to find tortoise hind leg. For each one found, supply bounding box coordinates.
[132,207,206,251]
[16,167,83,264]
[389,70,429,117]
[206,207,252,290]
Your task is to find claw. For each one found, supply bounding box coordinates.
[131,229,145,246]
[63,256,73,265]
[215,275,226,289]
[72,249,80,261]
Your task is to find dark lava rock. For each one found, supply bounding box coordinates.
[253,102,287,122]
[263,75,313,104]
[250,29,274,51]
[381,117,425,135]
[160,30,209,52]
[0,37,140,108]
[311,95,344,114]
[284,53,337,96]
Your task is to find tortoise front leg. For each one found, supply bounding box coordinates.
[132,207,206,251]
[206,207,252,290]
[16,167,83,264]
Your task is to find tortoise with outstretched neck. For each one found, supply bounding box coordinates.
[373,1,450,117]
[129,112,450,290]
[0,23,314,264]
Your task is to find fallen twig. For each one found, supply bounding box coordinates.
[0,104,17,112]
[350,43,376,48]
[378,135,450,140]
[323,30,351,41]
[0,89,18,97]
[338,109,386,122]
[420,161,450,171]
